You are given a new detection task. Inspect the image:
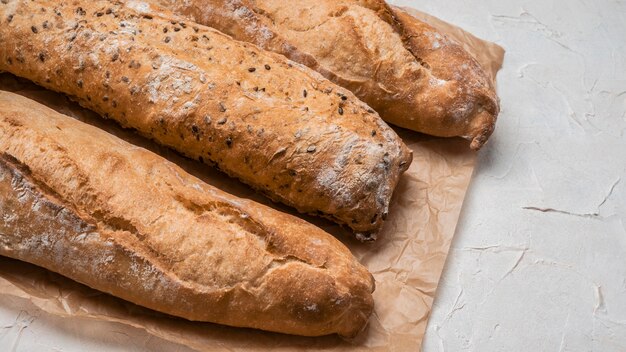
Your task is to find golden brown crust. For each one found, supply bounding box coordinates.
[0,0,412,237]
[149,0,499,149]
[386,6,499,150]
[0,91,374,337]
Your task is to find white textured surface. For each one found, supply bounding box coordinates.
[390,0,626,351]
[1,0,625,351]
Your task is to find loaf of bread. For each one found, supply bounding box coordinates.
[0,0,412,239]
[147,0,499,149]
[0,90,374,337]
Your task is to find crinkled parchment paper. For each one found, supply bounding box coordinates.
[0,7,504,352]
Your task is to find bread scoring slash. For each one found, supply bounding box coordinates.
[0,91,374,337]
[0,0,412,239]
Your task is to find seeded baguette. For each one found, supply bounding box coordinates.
[0,91,375,337]
[147,0,499,149]
[0,0,412,239]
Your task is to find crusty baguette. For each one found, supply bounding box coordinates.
[0,0,412,239]
[147,0,499,149]
[0,90,374,337]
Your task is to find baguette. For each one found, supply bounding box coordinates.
[147,0,499,149]
[0,0,412,239]
[0,90,374,337]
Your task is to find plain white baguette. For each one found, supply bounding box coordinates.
[0,90,374,337]
[147,0,500,149]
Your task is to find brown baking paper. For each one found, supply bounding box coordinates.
[0,7,504,352]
